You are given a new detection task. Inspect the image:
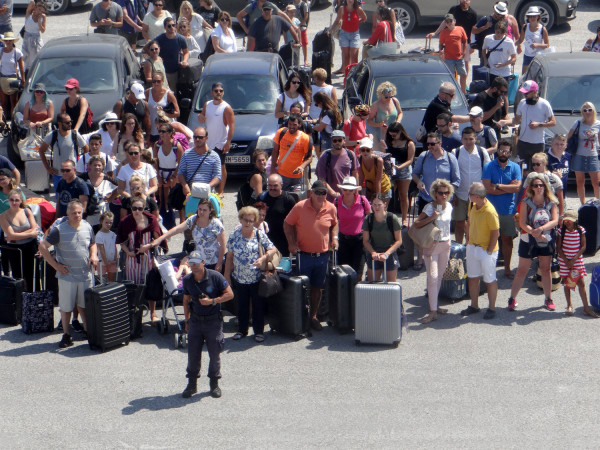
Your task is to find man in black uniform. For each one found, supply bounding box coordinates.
[259,173,297,256]
[113,82,151,140]
[181,249,234,399]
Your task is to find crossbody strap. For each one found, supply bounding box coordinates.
[279,133,301,165]
[186,150,211,186]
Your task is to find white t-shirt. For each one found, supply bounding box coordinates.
[211,24,237,53]
[516,97,554,144]
[453,145,491,201]
[96,230,117,263]
[482,34,516,77]
[76,152,116,175]
[423,202,453,241]
[143,10,172,40]
[571,120,600,157]
[117,163,157,194]
[86,177,118,226]
[0,48,22,76]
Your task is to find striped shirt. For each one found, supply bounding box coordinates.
[46,220,95,282]
[558,226,586,277]
[177,148,222,185]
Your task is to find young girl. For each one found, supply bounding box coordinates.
[557,209,599,317]
[96,211,118,282]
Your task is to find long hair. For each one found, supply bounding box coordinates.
[526,173,558,204]
[314,91,342,124]
[377,5,395,39]
[385,122,412,148]
[284,71,312,104]
[120,113,144,144]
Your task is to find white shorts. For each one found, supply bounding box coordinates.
[58,277,93,312]
[466,244,498,284]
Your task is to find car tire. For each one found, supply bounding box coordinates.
[310,0,319,8]
[45,0,70,15]
[518,0,555,30]
[390,1,416,35]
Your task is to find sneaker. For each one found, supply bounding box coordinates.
[310,318,323,331]
[483,309,496,320]
[71,319,83,333]
[508,297,517,311]
[55,319,63,332]
[58,333,73,348]
[460,305,480,316]
[544,298,556,311]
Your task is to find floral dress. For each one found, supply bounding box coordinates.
[226,228,274,284]
[185,216,224,266]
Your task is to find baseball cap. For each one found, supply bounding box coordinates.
[469,106,484,116]
[311,180,327,191]
[262,4,273,10]
[64,78,79,89]
[129,82,145,100]
[188,249,206,265]
[0,168,13,178]
[563,210,578,222]
[331,130,345,138]
[358,137,373,149]
[518,80,539,94]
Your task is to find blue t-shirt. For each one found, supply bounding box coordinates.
[546,150,571,188]
[182,269,229,316]
[482,159,521,215]
[56,177,90,218]
[441,132,462,153]
[154,33,188,73]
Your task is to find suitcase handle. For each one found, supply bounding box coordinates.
[371,257,387,282]
[1,245,23,279]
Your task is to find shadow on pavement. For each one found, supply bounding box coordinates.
[122,392,210,415]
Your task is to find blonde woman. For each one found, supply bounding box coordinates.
[367,81,402,150]
[178,0,212,51]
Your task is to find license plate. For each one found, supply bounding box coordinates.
[225,155,250,164]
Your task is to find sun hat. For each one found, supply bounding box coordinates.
[526,6,541,16]
[337,176,360,190]
[493,2,508,16]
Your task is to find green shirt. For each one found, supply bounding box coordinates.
[362,212,402,252]
[0,191,9,214]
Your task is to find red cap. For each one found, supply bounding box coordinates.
[64,78,79,89]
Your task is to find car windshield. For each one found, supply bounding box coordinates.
[28,57,118,94]
[370,74,467,109]
[194,75,278,113]
[545,75,600,112]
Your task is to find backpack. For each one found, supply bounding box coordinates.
[525,198,553,248]
[243,0,258,28]
[455,145,486,170]
[49,129,81,161]
[472,16,493,51]
[200,32,215,63]
[173,132,190,152]
[359,151,394,178]
[78,174,101,218]
[366,211,394,235]
[324,148,356,178]
[334,195,366,219]
[236,172,266,210]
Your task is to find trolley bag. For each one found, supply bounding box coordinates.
[535,257,561,291]
[266,258,311,340]
[312,50,332,84]
[0,246,25,325]
[122,281,146,339]
[312,25,334,55]
[578,199,600,256]
[439,241,467,300]
[408,37,436,55]
[326,251,357,333]
[472,65,490,89]
[279,42,294,70]
[590,266,600,312]
[507,71,519,105]
[398,225,414,270]
[85,282,131,352]
[21,258,54,334]
[355,260,403,347]
[24,160,50,192]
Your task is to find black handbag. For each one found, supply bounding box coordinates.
[167,183,186,210]
[257,239,282,298]
[566,120,580,154]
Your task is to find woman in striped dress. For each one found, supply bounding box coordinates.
[117,195,165,322]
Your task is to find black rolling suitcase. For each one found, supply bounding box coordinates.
[0,246,25,325]
[312,50,332,84]
[85,282,131,352]
[266,270,312,340]
[279,42,293,71]
[36,255,58,306]
[122,281,146,339]
[578,199,600,256]
[312,16,334,55]
[326,251,357,333]
[21,258,54,334]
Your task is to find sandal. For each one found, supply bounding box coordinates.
[437,307,448,314]
[421,313,437,324]
[232,332,245,340]
[504,271,515,280]
[413,262,424,271]
[565,305,574,316]
[254,334,265,343]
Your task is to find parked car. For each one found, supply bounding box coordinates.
[186,52,287,176]
[15,0,93,15]
[8,34,142,166]
[342,53,470,151]
[363,0,578,34]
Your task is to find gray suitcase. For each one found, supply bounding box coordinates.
[24,160,50,192]
[354,260,403,347]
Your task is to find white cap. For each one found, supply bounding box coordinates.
[469,106,484,116]
[358,137,373,149]
[130,82,145,100]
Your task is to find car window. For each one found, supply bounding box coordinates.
[194,74,279,113]
[527,61,540,81]
[370,74,467,109]
[28,57,118,94]
[355,64,370,99]
[546,75,600,112]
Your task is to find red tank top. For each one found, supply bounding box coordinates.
[342,6,360,33]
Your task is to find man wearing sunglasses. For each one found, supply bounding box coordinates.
[89,0,123,35]
[155,17,189,91]
[421,82,469,140]
[54,160,89,220]
[247,4,298,53]
[315,129,358,201]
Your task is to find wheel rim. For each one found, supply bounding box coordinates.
[538,7,551,27]
[393,7,410,31]
[44,0,64,12]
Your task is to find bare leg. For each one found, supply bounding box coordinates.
[218,163,227,196]
[575,172,586,205]
[399,179,410,226]
[459,74,467,95]
[590,171,600,200]
[77,306,87,331]
[487,280,498,310]
[510,257,532,300]
[454,220,466,245]
[149,300,158,321]
[61,310,72,335]
[302,45,308,66]
[538,255,552,300]
[468,277,480,309]
[501,235,514,277]
[349,47,359,66]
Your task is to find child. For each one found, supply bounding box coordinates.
[96,211,118,282]
[174,256,191,289]
[557,209,599,317]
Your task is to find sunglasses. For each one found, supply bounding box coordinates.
[442,91,454,98]
[220,17,230,22]
[66,87,75,91]
[532,162,542,167]
[152,79,162,84]
[194,135,207,139]
[213,89,224,93]
[158,130,170,134]
[291,80,301,85]
[360,148,371,153]
[34,90,45,94]
[532,184,545,188]
[437,191,450,196]
[154,2,163,5]
[129,152,140,156]
[332,138,344,143]
[313,190,327,196]
[583,108,593,113]
[498,148,511,154]
[60,169,72,173]
[426,142,438,147]
[131,206,144,211]
[150,47,159,52]
[166,24,176,28]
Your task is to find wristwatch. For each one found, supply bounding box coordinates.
[211,298,216,306]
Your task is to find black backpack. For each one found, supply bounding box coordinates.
[78,174,100,218]
[200,33,215,63]
[455,145,486,170]
[49,129,81,161]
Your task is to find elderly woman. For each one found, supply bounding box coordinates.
[0,188,38,292]
[508,173,559,312]
[224,206,278,343]
[567,101,600,204]
[23,82,53,132]
[116,143,158,197]
[143,199,225,271]
[413,178,454,324]
[335,176,371,277]
[367,81,402,150]
[117,194,165,322]
[523,152,564,217]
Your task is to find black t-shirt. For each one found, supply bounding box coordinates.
[263,192,296,255]
[182,269,229,316]
[123,99,147,126]
[196,4,221,27]
[448,5,478,39]
[423,96,452,134]
[472,91,502,133]
[249,16,290,52]
[120,196,159,216]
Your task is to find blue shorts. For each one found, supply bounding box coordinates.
[523,54,535,67]
[391,166,412,181]
[339,29,361,49]
[571,154,600,173]
[444,58,467,76]
[297,252,329,289]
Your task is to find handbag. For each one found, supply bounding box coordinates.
[167,183,186,210]
[566,120,580,154]
[257,236,282,297]
[407,208,440,249]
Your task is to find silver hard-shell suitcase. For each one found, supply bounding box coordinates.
[24,160,50,192]
[354,260,403,347]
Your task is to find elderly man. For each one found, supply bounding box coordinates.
[421,82,469,137]
[181,249,234,399]
[39,200,98,348]
[259,173,297,256]
[89,0,123,35]
[315,129,359,202]
[461,182,500,319]
[177,126,222,196]
[284,180,338,331]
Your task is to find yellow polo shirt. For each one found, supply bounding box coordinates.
[468,199,499,252]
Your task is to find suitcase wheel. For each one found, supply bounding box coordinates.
[393,341,399,348]
[181,334,188,348]
[294,334,304,341]
[173,332,180,349]
[355,340,360,346]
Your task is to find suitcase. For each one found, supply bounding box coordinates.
[507,71,519,105]
[590,266,600,312]
[85,282,131,352]
[408,37,437,55]
[472,65,490,89]
[439,241,467,301]
[24,160,50,192]
[326,251,357,333]
[21,259,54,334]
[0,246,25,325]
[266,271,312,340]
[177,58,203,86]
[469,79,488,95]
[535,257,561,291]
[311,50,332,84]
[291,65,312,89]
[122,280,146,339]
[312,26,334,55]
[279,42,294,71]
[36,255,59,306]
[354,260,403,347]
[398,225,414,270]
[578,200,600,256]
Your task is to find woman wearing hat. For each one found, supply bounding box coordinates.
[358,137,392,205]
[0,32,25,119]
[23,82,53,132]
[96,112,121,157]
[60,78,92,134]
[335,175,371,277]
[515,6,549,75]
[583,26,600,53]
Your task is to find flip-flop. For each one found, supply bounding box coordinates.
[254,334,265,343]
[232,332,245,340]
[583,309,600,318]
[565,306,574,316]
[437,308,448,314]
[421,314,437,324]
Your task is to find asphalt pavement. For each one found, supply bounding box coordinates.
[1,1,600,448]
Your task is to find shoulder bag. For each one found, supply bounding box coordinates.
[566,120,580,154]
[257,233,283,297]
[407,203,440,249]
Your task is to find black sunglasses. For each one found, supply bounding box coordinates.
[332,138,344,143]
[194,135,207,139]
[131,206,144,211]
[426,142,438,146]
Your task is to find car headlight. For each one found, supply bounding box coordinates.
[256,134,275,150]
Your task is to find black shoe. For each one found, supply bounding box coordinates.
[310,318,323,331]
[56,319,63,332]
[460,306,481,316]
[181,378,198,398]
[483,309,496,320]
[58,333,73,348]
[71,319,84,333]
[209,379,222,398]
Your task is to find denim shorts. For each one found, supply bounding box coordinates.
[339,29,361,48]
[365,250,400,272]
[444,58,467,76]
[523,54,535,67]
[571,153,600,173]
[391,166,412,181]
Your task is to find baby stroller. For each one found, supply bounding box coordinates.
[146,251,189,348]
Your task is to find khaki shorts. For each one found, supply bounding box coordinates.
[0,76,19,95]
[58,277,93,313]
[452,197,470,221]
[498,214,518,238]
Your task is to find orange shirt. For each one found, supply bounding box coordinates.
[439,26,467,60]
[275,128,311,179]
[285,198,338,253]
